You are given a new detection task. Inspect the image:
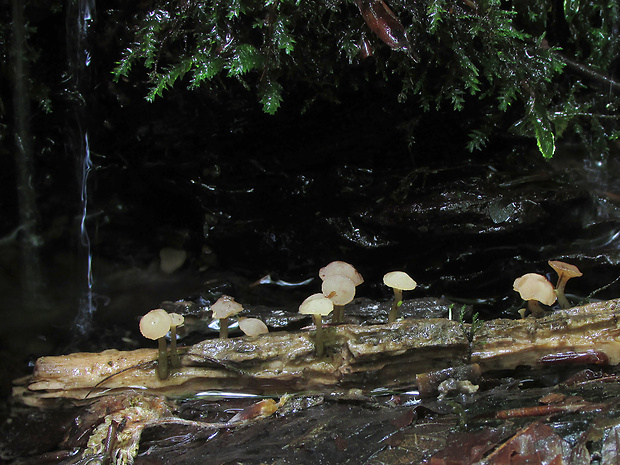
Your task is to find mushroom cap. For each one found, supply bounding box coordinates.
[383,271,417,291]
[513,273,557,306]
[548,260,582,278]
[319,261,364,286]
[321,274,356,306]
[211,295,244,319]
[159,247,187,274]
[169,312,185,327]
[299,293,334,316]
[239,317,269,337]
[139,309,172,340]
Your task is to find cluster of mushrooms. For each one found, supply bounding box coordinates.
[210,295,269,339]
[139,309,185,379]
[139,259,583,374]
[297,261,417,356]
[513,260,583,318]
[140,300,270,379]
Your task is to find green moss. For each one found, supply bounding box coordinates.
[4,0,612,158]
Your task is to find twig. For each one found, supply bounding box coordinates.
[555,52,620,92]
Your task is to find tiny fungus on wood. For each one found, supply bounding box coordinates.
[159,247,187,274]
[319,261,364,286]
[548,260,583,309]
[299,293,334,357]
[239,317,269,337]
[513,273,557,317]
[319,261,363,324]
[211,295,244,339]
[322,274,356,324]
[139,309,172,379]
[169,312,184,368]
[383,271,417,323]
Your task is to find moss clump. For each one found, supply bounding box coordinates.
[111,0,619,158]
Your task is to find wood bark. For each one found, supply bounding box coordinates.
[19,299,620,404]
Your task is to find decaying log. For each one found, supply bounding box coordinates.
[23,318,468,402]
[19,299,620,404]
[471,298,620,370]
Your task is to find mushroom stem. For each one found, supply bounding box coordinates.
[556,291,571,310]
[219,317,229,339]
[332,305,345,324]
[527,300,546,318]
[157,337,169,380]
[388,288,403,323]
[170,325,180,368]
[312,314,325,357]
[555,277,572,309]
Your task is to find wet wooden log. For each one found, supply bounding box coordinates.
[22,318,468,402]
[471,298,620,370]
[19,299,620,403]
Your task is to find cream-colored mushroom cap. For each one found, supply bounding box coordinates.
[548,260,582,278]
[299,293,334,316]
[211,295,244,319]
[383,271,417,291]
[319,261,364,286]
[513,273,557,305]
[321,274,356,306]
[239,317,269,337]
[159,247,187,274]
[169,313,185,327]
[139,309,172,340]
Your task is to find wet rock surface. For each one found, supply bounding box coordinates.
[6,364,620,464]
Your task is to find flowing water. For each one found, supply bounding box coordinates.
[70,0,97,336]
[74,132,95,335]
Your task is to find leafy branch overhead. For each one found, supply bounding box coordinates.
[113,0,619,157]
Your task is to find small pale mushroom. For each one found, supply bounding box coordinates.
[139,309,172,379]
[299,293,334,357]
[159,247,187,274]
[513,273,557,318]
[319,261,364,286]
[383,271,417,323]
[168,313,184,368]
[319,261,363,323]
[548,260,583,309]
[239,317,269,337]
[321,274,356,324]
[211,295,244,339]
